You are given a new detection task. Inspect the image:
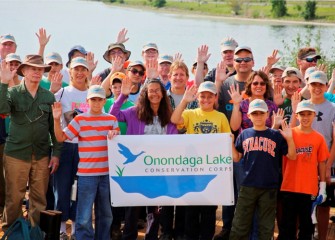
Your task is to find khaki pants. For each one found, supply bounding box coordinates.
[0,144,5,212]
[1,154,49,230]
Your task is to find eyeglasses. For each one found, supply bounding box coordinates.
[250,111,266,116]
[234,57,253,63]
[24,108,45,123]
[252,81,266,86]
[130,69,145,76]
[110,50,124,55]
[304,57,318,63]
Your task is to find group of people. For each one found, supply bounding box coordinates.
[0,27,334,240]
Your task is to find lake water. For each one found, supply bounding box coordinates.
[1,0,335,72]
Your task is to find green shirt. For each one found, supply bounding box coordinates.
[0,82,62,161]
[104,98,134,135]
[39,76,68,90]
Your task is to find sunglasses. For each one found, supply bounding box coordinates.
[130,69,145,76]
[304,57,318,63]
[234,57,253,63]
[252,81,266,86]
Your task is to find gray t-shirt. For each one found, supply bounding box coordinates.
[218,76,246,121]
[144,116,167,135]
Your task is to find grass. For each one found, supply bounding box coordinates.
[100,0,335,23]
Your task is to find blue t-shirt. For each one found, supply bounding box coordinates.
[235,128,288,189]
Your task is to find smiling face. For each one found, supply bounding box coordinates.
[233,50,254,74]
[282,75,300,97]
[70,65,89,88]
[147,82,163,106]
[127,65,145,84]
[308,82,327,101]
[169,67,189,90]
[0,41,16,59]
[250,75,267,98]
[296,111,315,129]
[221,50,234,67]
[247,111,269,128]
[198,91,217,112]
[142,48,159,62]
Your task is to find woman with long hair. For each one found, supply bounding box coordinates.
[110,77,177,240]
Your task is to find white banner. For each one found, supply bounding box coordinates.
[108,134,234,206]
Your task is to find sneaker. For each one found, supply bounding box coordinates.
[213,229,230,240]
[60,232,69,240]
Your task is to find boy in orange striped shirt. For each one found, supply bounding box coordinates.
[52,85,120,240]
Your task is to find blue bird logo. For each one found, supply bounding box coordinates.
[117,143,145,165]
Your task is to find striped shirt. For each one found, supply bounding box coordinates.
[64,112,119,176]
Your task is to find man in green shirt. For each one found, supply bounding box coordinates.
[0,54,62,230]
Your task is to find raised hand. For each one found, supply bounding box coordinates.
[0,60,16,84]
[291,91,301,114]
[228,84,242,104]
[36,28,51,48]
[215,61,230,84]
[121,76,134,96]
[108,129,119,140]
[197,45,211,64]
[279,120,293,140]
[317,63,327,73]
[52,102,63,120]
[145,59,159,79]
[182,85,198,103]
[111,55,124,72]
[49,72,63,94]
[267,49,280,67]
[116,28,129,44]
[273,108,285,128]
[273,84,284,106]
[173,52,183,62]
[90,75,102,86]
[86,52,98,73]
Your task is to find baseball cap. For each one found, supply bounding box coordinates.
[70,57,88,70]
[234,46,252,55]
[304,67,316,81]
[198,81,217,95]
[66,45,87,67]
[296,100,315,113]
[281,67,303,81]
[269,65,285,74]
[103,43,131,63]
[110,72,127,85]
[127,60,146,70]
[5,53,21,63]
[142,43,158,52]
[308,71,328,85]
[299,50,321,60]
[0,34,16,44]
[158,54,173,64]
[248,99,268,114]
[221,37,238,52]
[87,85,106,99]
[45,52,63,65]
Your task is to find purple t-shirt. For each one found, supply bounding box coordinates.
[240,99,278,130]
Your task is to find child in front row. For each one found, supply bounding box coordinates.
[278,100,328,239]
[171,81,231,240]
[229,99,297,240]
[52,85,120,240]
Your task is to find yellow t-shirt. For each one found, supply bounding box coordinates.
[181,108,231,134]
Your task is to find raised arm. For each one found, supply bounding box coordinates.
[279,121,296,160]
[228,84,243,131]
[52,102,68,142]
[36,28,51,57]
[194,45,211,86]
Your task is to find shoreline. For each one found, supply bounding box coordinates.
[105,2,335,27]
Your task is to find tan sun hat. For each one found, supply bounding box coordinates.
[16,54,51,77]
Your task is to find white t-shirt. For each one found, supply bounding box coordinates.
[55,85,89,143]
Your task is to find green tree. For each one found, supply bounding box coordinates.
[152,0,166,8]
[230,0,241,15]
[271,0,287,18]
[303,0,317,20]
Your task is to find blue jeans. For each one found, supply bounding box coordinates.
[53,142,79,221]
[75,175,112,240]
